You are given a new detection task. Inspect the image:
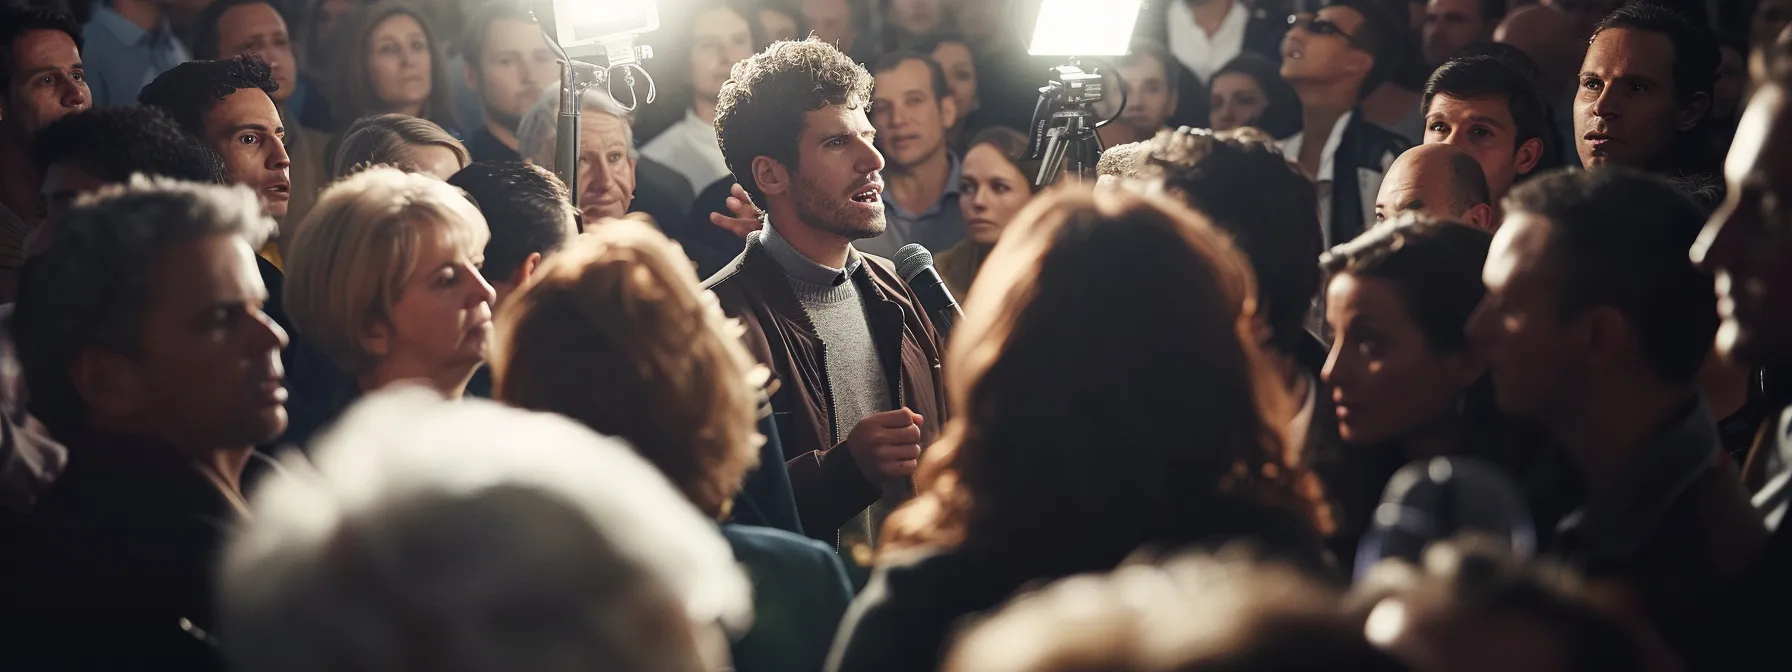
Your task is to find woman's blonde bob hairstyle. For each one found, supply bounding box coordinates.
[284,165,490,377]
[492,219,769,520]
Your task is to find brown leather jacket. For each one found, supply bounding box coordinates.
[704,235,948,540]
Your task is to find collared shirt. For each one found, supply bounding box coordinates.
[82,5,190,107]
[1555,400,1723,567]
[1279,112,1358,246]
[857,152,966,259]
[762,220,863,287]
[642,108,731,193]
[1167,0,1251,84]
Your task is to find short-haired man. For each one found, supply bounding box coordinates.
[643,0,758,193]
[1422,0,1502,69]
[4,178,287,666]
[1279,0,1412,247]
[32,106,220,230]
[447,162,577,307]
[1096,40,1180,148]
[0,8,89,299]
[707,38,948,547]
[1377,142,1494,231]
[190,0,332,228]
[79,0,190,106]
[859,50,963,258]
[139,57,292,225]
[1422,52,1552,206]
[516,89,696,232]
[1467,168,1765,635]
[459,0,556,164]
[1575,4,1719,177]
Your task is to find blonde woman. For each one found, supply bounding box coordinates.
[330,113,470,179]
[281,166,495,448]
[493,220,851,672]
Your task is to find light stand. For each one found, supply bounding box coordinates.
[533,3,657,216]
[1024,58,1127,188]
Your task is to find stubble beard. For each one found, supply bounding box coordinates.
[793,172,885,241]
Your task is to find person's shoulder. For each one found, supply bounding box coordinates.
[723,523,839,566]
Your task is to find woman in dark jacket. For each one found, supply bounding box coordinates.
[492,220,851,672]
[825,187,1335,672]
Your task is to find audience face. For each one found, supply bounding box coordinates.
[872,58,956,171]
[759,7,799,43]
[803,0,854,52]
[1209,72,1269,133]
[1425,93,1540,202]
[1575,27,1702,170]
[207,88,292,218]
[1281,7,1374,90]
[1324,272,1481,445]
[1113,53,1176,139]
[959,143,1030,246]
[374,219,495,378]
[889,0,944,36]
[1543,0,1621,40]
[469,18,555,129]
[367,13,433,113]
[576,113,637,221]
[771,104,885,239]
[1375,145,1491,230]
[1468,213,1583,420]
[1694,83,1792,366]
[1,28,89,143]
[312,0,358,46]
[215,2,297,104]
[1423,0,1489,68]
[1715,44,1745,122]
[134,233,289,449]
[691,7,755,105]
[931,41,979,124]
[1756,0,1792,51]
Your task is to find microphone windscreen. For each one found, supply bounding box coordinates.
[894,243,934,282]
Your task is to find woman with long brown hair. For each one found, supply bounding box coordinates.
[935,127,1037,299]
[320,0,458,133]
[826,187,1334,672]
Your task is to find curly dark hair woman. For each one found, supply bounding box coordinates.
[826,186,1335,672]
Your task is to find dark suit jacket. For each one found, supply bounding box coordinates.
[723,524,854,672]
[0,431,259,670]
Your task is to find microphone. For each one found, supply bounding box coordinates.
[1353,456,1536,579]
[894,244,963,340]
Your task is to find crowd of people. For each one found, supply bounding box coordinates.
[0,0,1790,669]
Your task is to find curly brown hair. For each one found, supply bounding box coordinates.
[492,220,769,520]
[882,187,1333,574]
[714,36,873,204]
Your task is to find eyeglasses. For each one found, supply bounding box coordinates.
[1288,14,1361,47]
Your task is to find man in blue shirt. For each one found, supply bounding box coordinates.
[82,0,190,107]
[858,51,964,258]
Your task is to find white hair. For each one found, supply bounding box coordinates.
[515,88,638,170]
[218,386,752,672]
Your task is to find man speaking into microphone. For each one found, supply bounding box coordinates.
[704,37,949,556]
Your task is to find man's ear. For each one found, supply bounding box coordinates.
[1514,137,1544,176]
[1463,202,1497,232]
[512,251,544,286]
[751,156,791,197]
[1677,92,1712,131]
[70,347,142,422]
[360,319,393,359]
[939,93,959,129]
[1347,50,1376,85]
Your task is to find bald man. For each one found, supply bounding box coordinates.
[1497,6,1581,166]
[1373,144,1494,231]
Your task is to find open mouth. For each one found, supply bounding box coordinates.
[850,185,882,203]
[265,183,291,199]
[1285,43,1305,60]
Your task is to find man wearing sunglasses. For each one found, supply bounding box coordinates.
[1279,0,1412,248]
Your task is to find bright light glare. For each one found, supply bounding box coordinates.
[554,0,660,50]
[1028,0,1143,56]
